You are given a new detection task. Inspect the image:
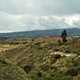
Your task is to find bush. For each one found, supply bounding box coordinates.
[0,60,27,80]
[66,67,78,76]
[24,64,34,73]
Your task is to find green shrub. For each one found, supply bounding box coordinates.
[0,60,27,80]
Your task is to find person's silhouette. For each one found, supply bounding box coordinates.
[61,30,67,42]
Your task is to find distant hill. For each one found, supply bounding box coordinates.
[0,28,80,39]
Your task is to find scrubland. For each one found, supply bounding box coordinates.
[0,37,80,80]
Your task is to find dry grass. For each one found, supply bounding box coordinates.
[0,37,80,80]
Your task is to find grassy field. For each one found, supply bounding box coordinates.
[0,36,80,80]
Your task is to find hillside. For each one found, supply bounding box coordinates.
[0,28,80,39]
[0,36,80,80]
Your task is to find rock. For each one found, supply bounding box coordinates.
[54,54,61,59]
[50,51,77,57]
[50,52,64,57]
[24,64,33,73]
[54,48,60,51]
[66,67,78,76]
[37,72,42,77]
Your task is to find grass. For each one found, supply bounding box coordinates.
[0,36,80,80]
[0,57,27,80]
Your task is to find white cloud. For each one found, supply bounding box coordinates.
[0,11,80,32]
[0,0,80,32]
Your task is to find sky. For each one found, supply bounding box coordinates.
[0,0,80,32]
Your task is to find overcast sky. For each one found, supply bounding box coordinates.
[0,0,80,32]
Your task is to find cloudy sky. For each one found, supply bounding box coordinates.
[0,0,80,32]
